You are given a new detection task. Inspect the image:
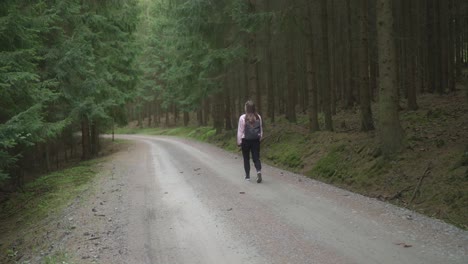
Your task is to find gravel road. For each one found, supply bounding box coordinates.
[109,135,467,264]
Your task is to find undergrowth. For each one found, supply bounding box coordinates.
[0,159,100,227]
[0,156,108,263]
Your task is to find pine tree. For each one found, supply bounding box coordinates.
[376,0,405,156]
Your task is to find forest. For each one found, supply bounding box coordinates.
[1,0,468,191]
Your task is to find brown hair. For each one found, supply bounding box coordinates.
[245,100,259,125]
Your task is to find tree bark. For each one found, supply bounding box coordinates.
[91,121,99,157]
[440,0,449,93]
[197,108,203,127]
[447,0,456,92]
[213,93,224,134]
[454,0,461,80]
[286,32,297,123]
[224,73,233,130]
[247,0,260,110]
[368,0,378,100]
[358,0,375,131]
[344,0,354,109]
[265,1,275,122]
[377,0,405,156]
[434,0,443,94]
[147,103,152,127]
[427,0,436,93]
[407,0,419,110]
[183,112,189,127]
[81,117,91,160]
[45,143,51,172]
[307,2,319,132]
[320,0,333,131]
[203,98,210,126]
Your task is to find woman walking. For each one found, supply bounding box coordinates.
[237,100,263,183]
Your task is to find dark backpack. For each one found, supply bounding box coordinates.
[244,118,261,140]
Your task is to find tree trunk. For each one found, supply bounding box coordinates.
[45,143,51,172]
[81,117,91,160]
[165,110,169,126]
[320,0,333,131]
[345,0,356,109]
[286,33,297,123]
[427,0,436,93]
[213,93,223,134]
[368,0,378,100]
[173,104,179,125]
[406,0,419,110]
[203,98,210,126]
[377,0,405,156]
[329,0,337,116]
[447,0,456,92]
[197,108,203,126]
[419,0,428,93]
[358,0,375,131]
[247,0,259,108]
[454,0,461,80]
[154,100,160,126]
[112,118,115,142]
[440,0,449,93]
[147,104,152,127]
[183,112,189,127]
[307,2,320,132]
[91,121,99,157]
[265,2,275,122]
[137,104,143,128]
[434,0,443,94]
[224,76,233,130]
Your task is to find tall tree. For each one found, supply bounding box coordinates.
[358,0,375,131]
[377,0,405,156]
[319,0,333,131]
[246,0,261,111]
[306,0,319,132]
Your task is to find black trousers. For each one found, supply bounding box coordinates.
[241,138,262,177]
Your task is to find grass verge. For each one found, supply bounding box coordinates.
[0,139,124,263]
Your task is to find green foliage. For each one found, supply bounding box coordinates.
[265,133,305,169]
[134,0,267,118]
[43,251,71,264]
[195,128,217,142]
[0,0,140,182]
[310,145,347,180]
[0,158,103,263]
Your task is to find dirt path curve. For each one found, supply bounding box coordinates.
[110,135,467,264]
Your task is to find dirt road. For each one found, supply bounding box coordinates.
[98,135,467,264]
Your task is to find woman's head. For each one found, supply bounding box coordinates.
[245,100,256,114]
[244,100,258,124]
